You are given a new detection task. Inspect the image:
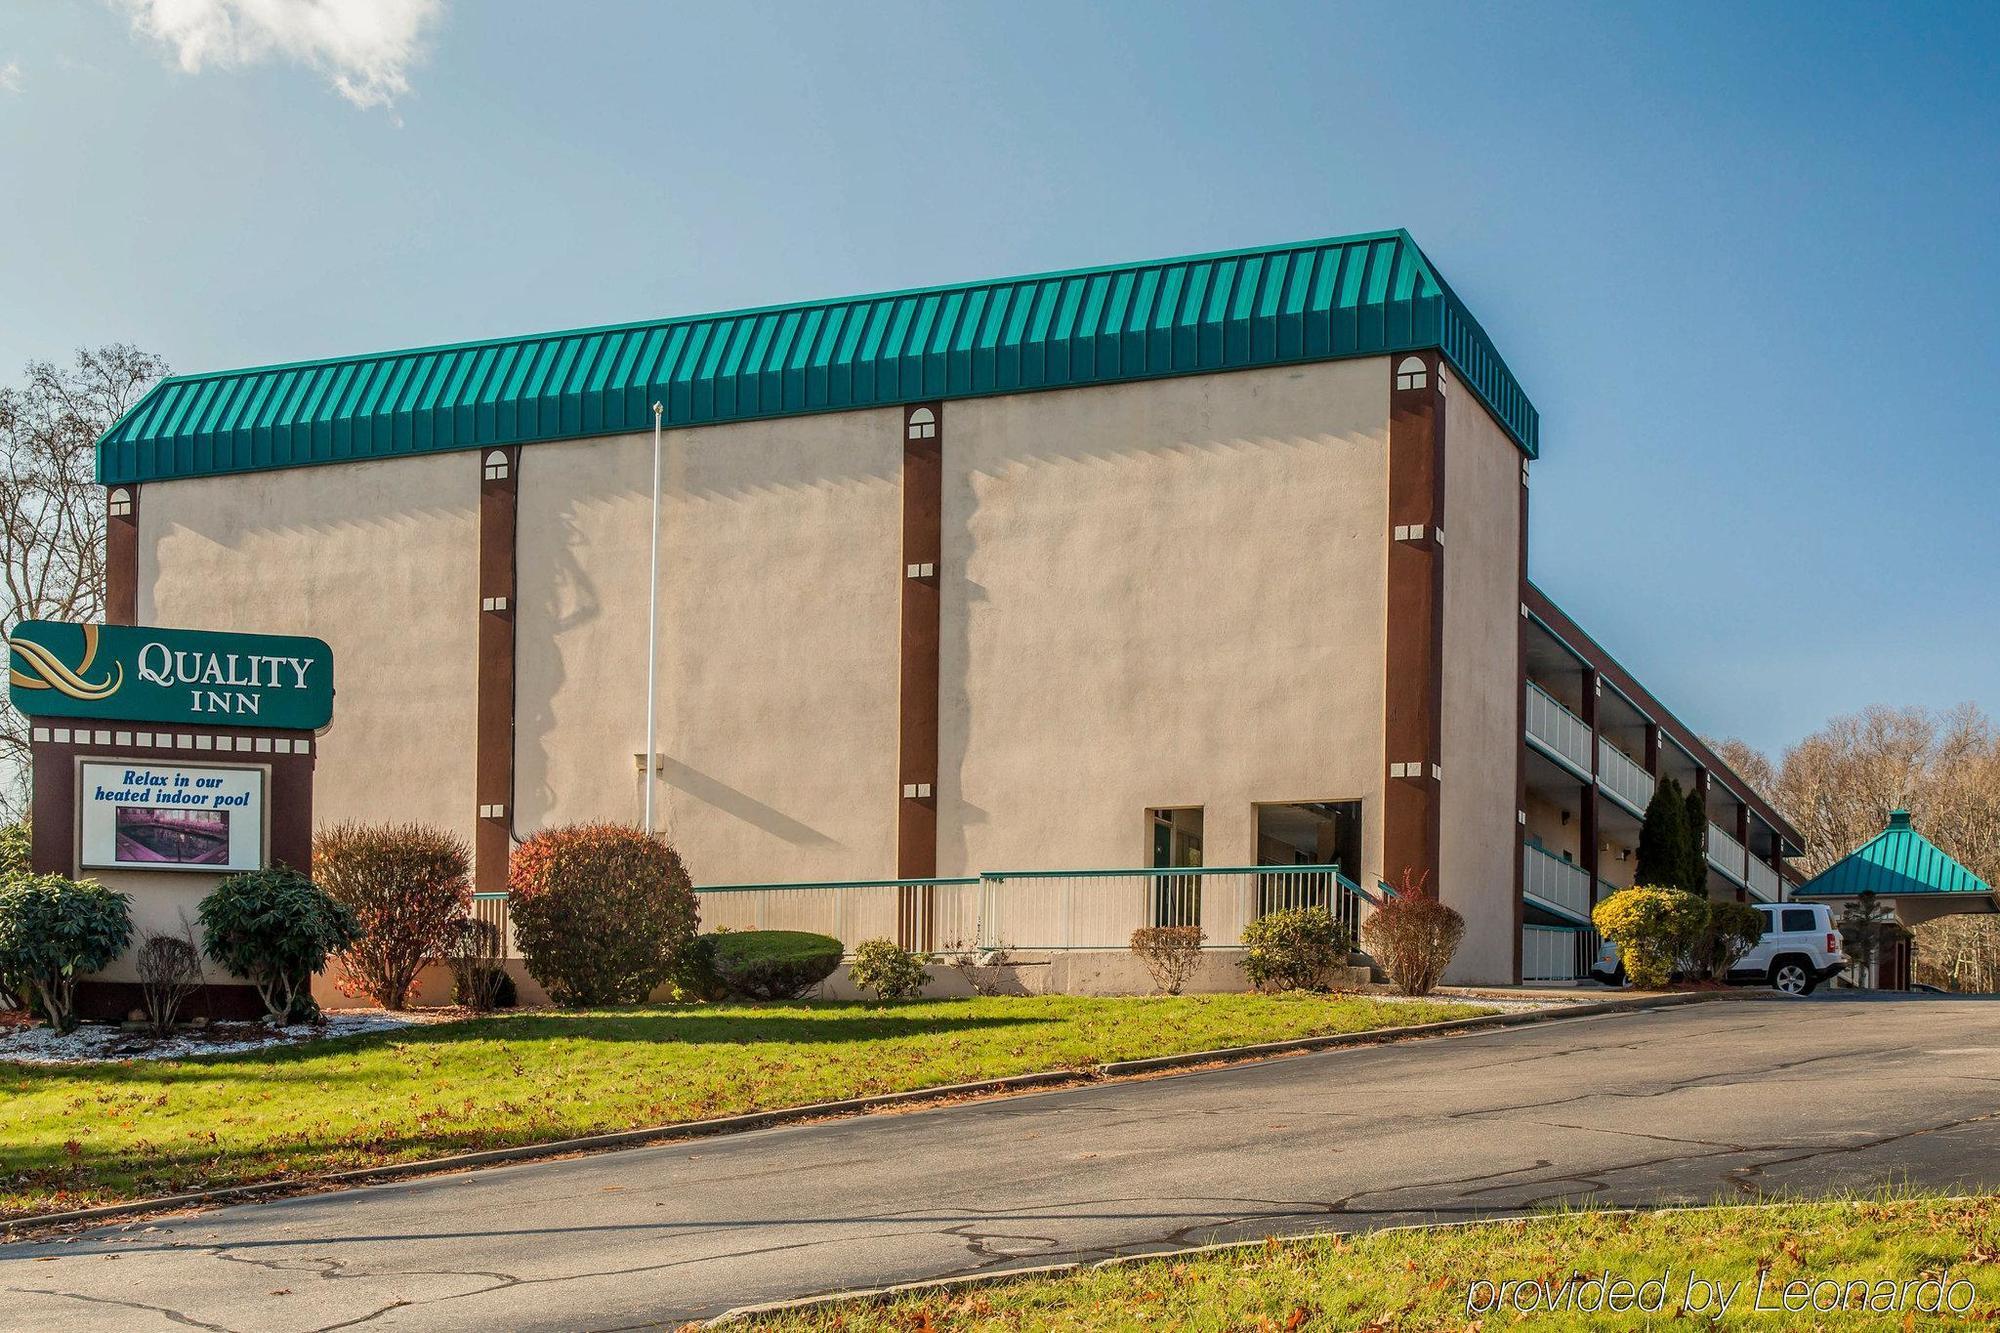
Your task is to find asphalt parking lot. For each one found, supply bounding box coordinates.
[5,992,1996,1330]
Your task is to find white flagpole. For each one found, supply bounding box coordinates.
[643,401,663,834]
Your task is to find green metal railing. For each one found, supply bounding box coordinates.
[471,866,1373,959]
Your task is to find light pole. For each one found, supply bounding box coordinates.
[643,401,663,834]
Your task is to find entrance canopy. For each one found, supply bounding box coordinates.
[1791,809,1998,926]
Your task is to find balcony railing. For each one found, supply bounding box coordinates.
[1706,822,1748,884]
[1745,856,1780,902]
[1522,843,1593,921]
[1596,741,1656,814]
[1522,924,1598,982]
[1525,681,1593,775]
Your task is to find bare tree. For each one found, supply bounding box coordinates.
[0,345,168,817]
[1707,736,1776,801]
[1725,705,2000,993]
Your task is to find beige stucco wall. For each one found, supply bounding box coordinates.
[1523,791,1582,862]
[138,453,480,841]
[1439,370,1526,982]
[83,868,229,986]
[121,355,1559,988]
[1597,847,1637,892]
[512,409,904,887]
[938,360,1390,887]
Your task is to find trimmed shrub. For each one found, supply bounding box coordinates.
[508,823,698,1006]
[0,875,133,1033]
[135,930,204,1035]
[1240,907,1352,993]
[1130,925,1205,995]
[710,930,842,1000]
[199,867,360,1024]
[455,961,517,1010]
[0,820,30,1008]
[1703,900,1765,980]
[1592,885,1709,989]
[849,938,933,1001]
[0,821,28,1011]
[940,937,1017,997]
[0,820,27,879]
[1360,892,1466,996]
[315,821,472,1010]
[670,932,728,1001]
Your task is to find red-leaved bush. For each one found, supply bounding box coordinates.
[508,823,698,1006]
[1358,870,1465,996]
[315,822,471,1010]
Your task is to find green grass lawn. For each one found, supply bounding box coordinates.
[0,992,1484,1220]
[747,1196,2000,1331]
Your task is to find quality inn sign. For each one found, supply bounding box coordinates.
[8,621,334,730]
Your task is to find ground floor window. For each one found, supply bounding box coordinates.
[1148,807,1203,927]
[1255,801,1363,936]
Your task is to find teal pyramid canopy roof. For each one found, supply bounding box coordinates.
[96,230,1539,486]
[1793,809,1995,900]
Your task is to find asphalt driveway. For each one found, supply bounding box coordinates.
[4,993,1997,1331]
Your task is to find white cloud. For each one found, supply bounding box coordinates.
[113,0,443,110]
[0,61,22,95]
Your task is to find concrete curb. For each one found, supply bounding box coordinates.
[704,1190,1965,1327]
[0,989,1734,1239]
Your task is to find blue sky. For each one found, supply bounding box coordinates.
[2,1,1995,757]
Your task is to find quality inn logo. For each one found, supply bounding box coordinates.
[10,620,334,729]
[7,623,123,701]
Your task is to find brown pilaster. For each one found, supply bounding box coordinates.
[1642,722,1661,776]
[1513,459,1529,982]
[1384,355,1446,897]
[1691,767,1711,881]
[1580,668,1601,905]
[475,448,520,891]
[897,404,943,947]
[1735,801,1752,903]
[105,487,140,625]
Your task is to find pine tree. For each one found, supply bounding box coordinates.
[1683,784,1711,897]
[1636,776,1689,889]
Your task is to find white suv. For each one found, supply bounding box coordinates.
[1733,902,1847,994]
[1590,901,1847,995]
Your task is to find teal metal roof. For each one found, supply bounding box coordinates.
[1792,810,1995,900]
[98,230,1538,486]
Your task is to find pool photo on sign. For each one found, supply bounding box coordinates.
[113,806,231,865]
[78,761,266,873]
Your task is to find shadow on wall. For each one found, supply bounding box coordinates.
[515,449,601,840]
[657,755,837,849]
[935,375,1386,876]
